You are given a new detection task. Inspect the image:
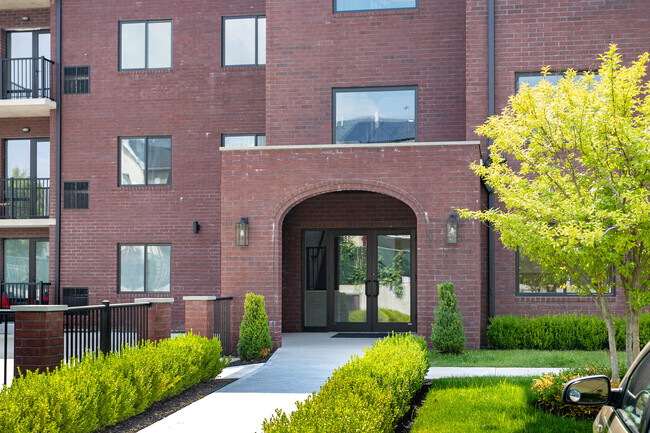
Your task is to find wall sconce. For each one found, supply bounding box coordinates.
[235,217,249,246]
[446,214,458,244]
[193,221,200,234]
[21,127,30,133]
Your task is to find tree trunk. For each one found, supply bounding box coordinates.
[597,294,620,381]
[624,286,641,369]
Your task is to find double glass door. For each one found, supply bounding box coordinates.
[303,229,415,332]
[7,31,51,99]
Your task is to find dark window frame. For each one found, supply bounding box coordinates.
[333,0,418,13]
[332,86,418,144]
[63,66,90,94]
[515,250,616,297]
[221,15,266,67]
[118,19,172,71]
[118,135,172,187]
[221,133,266,147]
[118,243,171,294]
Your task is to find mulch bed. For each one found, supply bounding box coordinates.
[394,380,432,433]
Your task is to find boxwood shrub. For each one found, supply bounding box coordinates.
[0,333,229,433]
[487,313,650,351]
[262,333,428,433]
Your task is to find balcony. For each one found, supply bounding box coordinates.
[0,178,52,228]
[0,1,50,10]
[0,57,56,118]
[0,282,50,307]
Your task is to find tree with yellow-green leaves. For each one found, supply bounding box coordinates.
[460,46,650,381]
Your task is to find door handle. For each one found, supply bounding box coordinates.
[365,280,379,297]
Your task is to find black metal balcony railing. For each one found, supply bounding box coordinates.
[1,57,54,100]
[0,282,50,308]
[0,178,50,219]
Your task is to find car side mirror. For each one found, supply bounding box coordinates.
[562,375,611,405]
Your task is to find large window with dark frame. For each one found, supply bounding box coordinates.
[119,20,172,70]
[119,244,171,293]
[334,87,416,144]
[334,0,417,12]
[119,136,171,186]
[222,134,266,148]
[222,16,266,67]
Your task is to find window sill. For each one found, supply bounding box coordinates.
[332,8,419,19]
[118,69,173,75]
[222,65,266,71]
[118,185,172,190]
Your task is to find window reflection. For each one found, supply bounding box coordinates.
[120,137,171,186]
[336,0,416,12]
[223,16,265,66]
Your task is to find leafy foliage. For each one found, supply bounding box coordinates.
[237,292,273,360]
[0,333,228,433]
[262,333,428,433]
[531,365,621,420]
[431,281,465,354]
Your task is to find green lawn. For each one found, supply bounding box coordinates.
[429,349,623,368]
[410,377,593,433]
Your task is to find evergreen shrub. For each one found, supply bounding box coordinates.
[431,281,466,354]
[237,292,273,360]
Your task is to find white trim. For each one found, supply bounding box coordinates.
[0,219,56,228]
[134,298,174,304]
[220,141,481,152]
[11,305,68,312]
[183,296,217,301]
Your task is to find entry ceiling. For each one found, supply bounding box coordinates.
[0,0,49,10]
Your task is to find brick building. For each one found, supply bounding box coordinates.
[0,0,643,350]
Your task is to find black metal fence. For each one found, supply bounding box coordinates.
[0,309,14,386]
[0,178,50,219]
[1,282,50,308]
[1,57,54,100]
[64,301,149,361]
[214,297,232,355]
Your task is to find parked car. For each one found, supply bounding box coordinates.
[563,341,650,432]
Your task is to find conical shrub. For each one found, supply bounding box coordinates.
[431,281,465,354]
[237,292,273,360]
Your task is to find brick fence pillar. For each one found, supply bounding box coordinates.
[134,298,174,343]
[11,305,67,376]
[183,296,215,338]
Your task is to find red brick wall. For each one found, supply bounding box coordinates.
[464,0,647,320]
[221,143,485,351]
[265,0,466,146]
[281,192,417,332]
[57,0,265,329]
[13,309,64,374]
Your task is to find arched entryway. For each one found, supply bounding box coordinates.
[281,191,417,333]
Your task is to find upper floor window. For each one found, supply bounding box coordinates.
[334,87,416,144]
[516,71,599,92]
[223,16,266,67]
[119,20,172,70]
[120,136,171,186]
[222,134,266,148]
[119,244,171,293]
[334,0,417,13]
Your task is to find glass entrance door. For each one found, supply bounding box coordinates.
[329,229,415,332]
[7,31,51,98]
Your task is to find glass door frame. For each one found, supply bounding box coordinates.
[324,228,416,333]
[3,237,49,283]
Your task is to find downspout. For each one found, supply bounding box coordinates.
[54,0,62,304]
[486,0,496,318]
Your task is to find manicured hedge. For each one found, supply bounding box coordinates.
[0,333,229,433]
[262,333,429,433]
[531,364,621,420]
[487,314,650,351]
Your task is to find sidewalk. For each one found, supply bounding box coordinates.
[140,334,563,433]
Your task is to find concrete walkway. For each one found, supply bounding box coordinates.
[140,333,564,433]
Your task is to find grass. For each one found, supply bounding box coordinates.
[410,377,593,433]
[429,349,624,368]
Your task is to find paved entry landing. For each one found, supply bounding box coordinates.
[140,332,381,433]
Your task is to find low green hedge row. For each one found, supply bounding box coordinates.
[262,333,429,433]
[0,333,229,433]
[487,314,650,350]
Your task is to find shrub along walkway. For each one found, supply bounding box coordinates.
[140,334,563,433]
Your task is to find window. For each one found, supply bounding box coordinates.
[516,71,599,92]
[120,136,171,186]
[64,66,90,94]
[334,0,417,13]
[119,20,171,70]
[4,238,49,284]
[334,87,416,144]
[223,16,266,66]
[63,181,89,209]
[119,244,171,293]
[222,134,266,148]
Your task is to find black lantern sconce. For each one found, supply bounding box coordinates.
[446,214,458,244]
[193,221,200,234]
[235,217,249,246]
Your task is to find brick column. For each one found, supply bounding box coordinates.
[11,305,67,376]
[134,298,174,343]
[183,296,215,338]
